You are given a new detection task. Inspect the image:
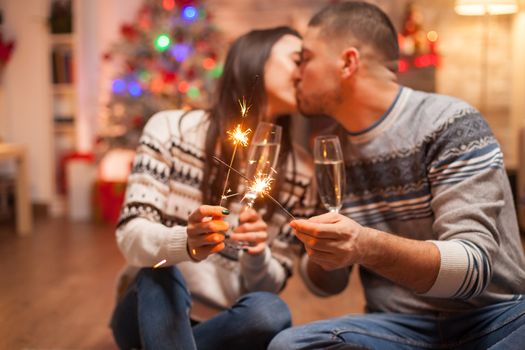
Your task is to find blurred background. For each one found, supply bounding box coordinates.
[1,0,524,348]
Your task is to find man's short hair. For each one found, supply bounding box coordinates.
[309,1,399,69]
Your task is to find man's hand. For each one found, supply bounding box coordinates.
[229,208,268,255]
[290,212,366,270]
[187,205,230,261]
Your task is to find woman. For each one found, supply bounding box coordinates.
[110,26,315,350]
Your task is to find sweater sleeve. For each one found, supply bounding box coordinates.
[421,109,505,299]
[116,112,191,267]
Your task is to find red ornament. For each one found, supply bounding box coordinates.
[102,52,112,61]
[163,0,176,11]
[163,71,177,83]
[120,24,138,41]
[187,68,196,80]
[0,33,15,66]
[132,115,144,128]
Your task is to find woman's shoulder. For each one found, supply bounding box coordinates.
[143,109,210,142]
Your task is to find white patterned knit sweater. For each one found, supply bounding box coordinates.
[116,109,315,321]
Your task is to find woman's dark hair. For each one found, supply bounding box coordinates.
[193,26,301,219]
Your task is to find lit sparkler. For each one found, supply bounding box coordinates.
[219,97,252,206]
[243,172,274,207]
[212,155,296,220]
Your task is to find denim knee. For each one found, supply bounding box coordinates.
[237,292,292,334]
[267,327,298,350]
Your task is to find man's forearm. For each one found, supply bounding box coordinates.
[358,227,440,293]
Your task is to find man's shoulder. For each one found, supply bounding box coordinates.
[403,88,483,134]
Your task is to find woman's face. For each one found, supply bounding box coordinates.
[263,34,302,120]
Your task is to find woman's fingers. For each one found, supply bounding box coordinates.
[188,220,229,236]
[233,221,266,233]
[189,242,225,261]
[188,205,229,223]
[238,208,259,223]
[229,231,267,243]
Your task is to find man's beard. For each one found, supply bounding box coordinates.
[296,89,339,119]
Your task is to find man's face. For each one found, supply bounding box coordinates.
[294,28,342,118]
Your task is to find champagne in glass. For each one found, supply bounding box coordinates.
[314,135,345,213]
[244,122,282,207]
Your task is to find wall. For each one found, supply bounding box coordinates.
[1,0,522,205]
[414,0,517,168]
[0,0,53,204]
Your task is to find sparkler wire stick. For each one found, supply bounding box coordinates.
[212,155,296,221]
[219,145,238,207]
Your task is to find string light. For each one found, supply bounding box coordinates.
[155,34,171,51]
[112,79,126,94]
[182,6,198,22]
[162,0,175,11]
[187,86,201,99]
[128,82,142,97]
[202,57,216,70]
[178,81,189,93]
[171,44,191,62]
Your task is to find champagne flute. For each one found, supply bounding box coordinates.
[243,122,282,207]
[314,135,345,213]
[222,122,281,254]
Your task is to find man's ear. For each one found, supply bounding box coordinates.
[341,47,359,79]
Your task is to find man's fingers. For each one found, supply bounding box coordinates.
[295,231,335,253]
[188,205,229,222]
[290,220,340,239]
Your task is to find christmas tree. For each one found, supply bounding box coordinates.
[99,0,224,150]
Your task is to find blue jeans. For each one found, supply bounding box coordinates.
[110,266,291,350]
[269,297,525,350]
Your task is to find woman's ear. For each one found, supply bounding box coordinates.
[341,47,359,79]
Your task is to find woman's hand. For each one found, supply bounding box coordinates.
[187,205,230,261]
[229,208,269,255]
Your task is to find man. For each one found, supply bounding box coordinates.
[269,2,525,349]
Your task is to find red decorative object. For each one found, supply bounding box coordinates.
[120,24,138,42]
[93,180,127,224]
[0,33,15,70]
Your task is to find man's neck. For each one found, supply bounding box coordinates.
[334,78,400,134]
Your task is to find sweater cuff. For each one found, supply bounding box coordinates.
[421,240,469,298]
[240,246,271,270]
[162,226,191,263]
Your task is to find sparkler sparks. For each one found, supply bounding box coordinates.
[153,259,167,268]
[239,96,251,118]
[227,124,251,147]
[212,155,296,220]
[248,173,273,197]
[219,97,253,207]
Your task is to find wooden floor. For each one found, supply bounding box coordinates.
[0,217,365,349]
